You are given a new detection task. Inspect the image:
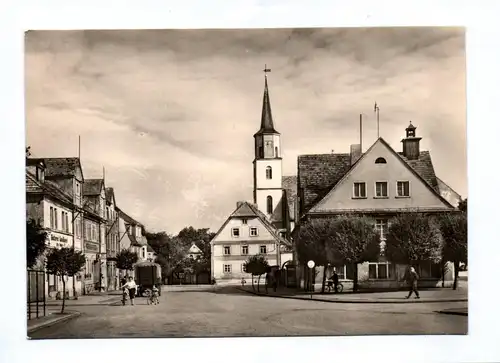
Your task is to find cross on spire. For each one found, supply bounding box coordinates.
[263,64,271,76]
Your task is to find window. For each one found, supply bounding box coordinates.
[50,207,54,229]
[416,262,442,279]
[250,227,258,237]
[231,228,240,237]
[375,157,387,164]
[353,182,366,198]
[375,182,388,197]
[223,246,231,255]
[76,183,80,196]
[66,213,69,233]
[266,196,273,214]
[223,264,232,273]
[54,208,58,229]
[241,264,246,272]
[242,219,247,225]
[368,262,394,279]
[260,245,267,254]
[397,181,410,197]
[329,264,356,280]
[266,166,272,179]
[241,245,249,255]
[275,147,279,157]
[375,219,388,241]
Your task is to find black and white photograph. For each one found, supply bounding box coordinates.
[24,27,468,339]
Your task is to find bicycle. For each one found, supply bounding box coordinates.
[326,280,343,293]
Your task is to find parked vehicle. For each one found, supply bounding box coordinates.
[134,261,162,297]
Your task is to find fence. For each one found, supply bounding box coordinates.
[27,269,46,320]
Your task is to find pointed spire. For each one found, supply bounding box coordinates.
[255,66,279,135]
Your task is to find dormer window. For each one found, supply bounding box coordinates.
[375,157,387,164]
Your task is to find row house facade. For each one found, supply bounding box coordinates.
[26,159,77,299]
[82,179,107,293]
[116,207,150,279]
[26,156,153,299]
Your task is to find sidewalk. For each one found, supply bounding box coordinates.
[27,309,80,334]
[44,292,122,306]
[237,286,468,304]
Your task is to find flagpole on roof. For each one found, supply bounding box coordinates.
[78,135,81,159]
[374,102,380,139]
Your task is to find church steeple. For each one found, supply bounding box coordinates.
[252,66,284,224]
[255,66,279,136]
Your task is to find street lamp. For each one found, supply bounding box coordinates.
[307,260,315,299]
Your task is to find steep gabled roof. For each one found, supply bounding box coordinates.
[211,201,291,248]
[42,157,83,179]
[298,153,351,213]
[105,187,116,205]
[83,179,104,196]
[117,208,143,227]
[26,171,73,205]
[303,137,455,215]
[398,151,439,191]
[282,175,298,221]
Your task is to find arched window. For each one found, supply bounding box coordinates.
[375,157,387,164]
[266,166,272,179]
[275,147,279,157]
[267,196,273,214]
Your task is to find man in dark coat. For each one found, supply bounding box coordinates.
[333,269,340,293]
[406,266,420,299]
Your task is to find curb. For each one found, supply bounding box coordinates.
[237,288,468,304]
[28,311,81,334]
[437,310,468,317]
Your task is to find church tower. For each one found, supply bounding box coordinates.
[253,68,284,226]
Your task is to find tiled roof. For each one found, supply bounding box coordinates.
[298,153,351,213]
[398,151,439,191]
[83,179,104,196]
[282,175,298,220]
[298,140,450,214]
[26,171,73,205]
[105,187,115,204]
[118,209,142,226]
[43,157,81,178]
[230,201,291,248]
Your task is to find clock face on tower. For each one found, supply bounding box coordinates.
[265,141,273,147]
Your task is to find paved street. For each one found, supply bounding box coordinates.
[29,287,467,338]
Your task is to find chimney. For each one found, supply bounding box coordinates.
[401,121,422,160]
[350,144,362,165]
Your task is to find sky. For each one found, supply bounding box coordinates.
[25,27,467,234]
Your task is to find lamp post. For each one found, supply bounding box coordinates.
[307,260,315,299]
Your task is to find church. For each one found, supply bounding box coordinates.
[210,72,295,285]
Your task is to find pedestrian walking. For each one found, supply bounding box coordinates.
[406,266,420,299]
[332,269,339,293]
[121,276,137,305]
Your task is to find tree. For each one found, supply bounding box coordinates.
[295,219,332,293]
[326,215,381,292]
[26,219,48,269]
[116,249,139,273]
[385,212,443,268]
[438,212,467,290]
[243,254,269,292]
[45,247,86,313]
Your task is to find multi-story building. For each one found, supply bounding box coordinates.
[105,187,120,290]
[34,157,86,296]
[83,179,107,292]
[26,159,77,299]
[116,207,148,278]
[295,122,461,289]
[211,201,291,285]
